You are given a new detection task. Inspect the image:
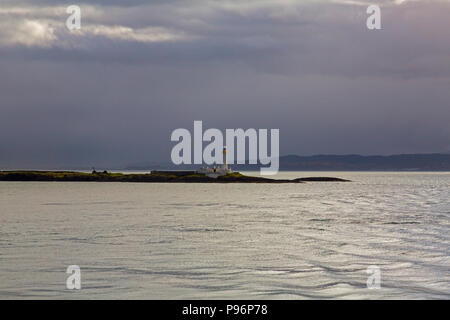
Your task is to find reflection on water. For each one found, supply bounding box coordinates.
[0,172,449,299]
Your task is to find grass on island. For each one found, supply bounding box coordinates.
[0,170,349,183]
[0,170,245,182]
[220,172,244,179]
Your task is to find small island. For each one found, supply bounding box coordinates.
[0,170,350,183]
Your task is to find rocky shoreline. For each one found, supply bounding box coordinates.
[0,171,350,183]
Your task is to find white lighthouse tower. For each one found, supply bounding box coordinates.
[196,146,232,178]
[222,146,228,170]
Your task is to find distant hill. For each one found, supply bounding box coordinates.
[125,154,450,171]
[273,154,450,171]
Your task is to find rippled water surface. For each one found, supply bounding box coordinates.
[0,172,449,299]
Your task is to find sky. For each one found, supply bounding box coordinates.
[0,0,449,169]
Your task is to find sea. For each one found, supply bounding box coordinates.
[0,171,449,299]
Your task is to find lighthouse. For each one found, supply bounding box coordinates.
[196,146,232,178]
[223,146,228,170]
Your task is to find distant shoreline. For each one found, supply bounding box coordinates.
[123,153,450,172]
[0,171,350,183]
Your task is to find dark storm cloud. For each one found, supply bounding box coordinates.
[0,0,449,169]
